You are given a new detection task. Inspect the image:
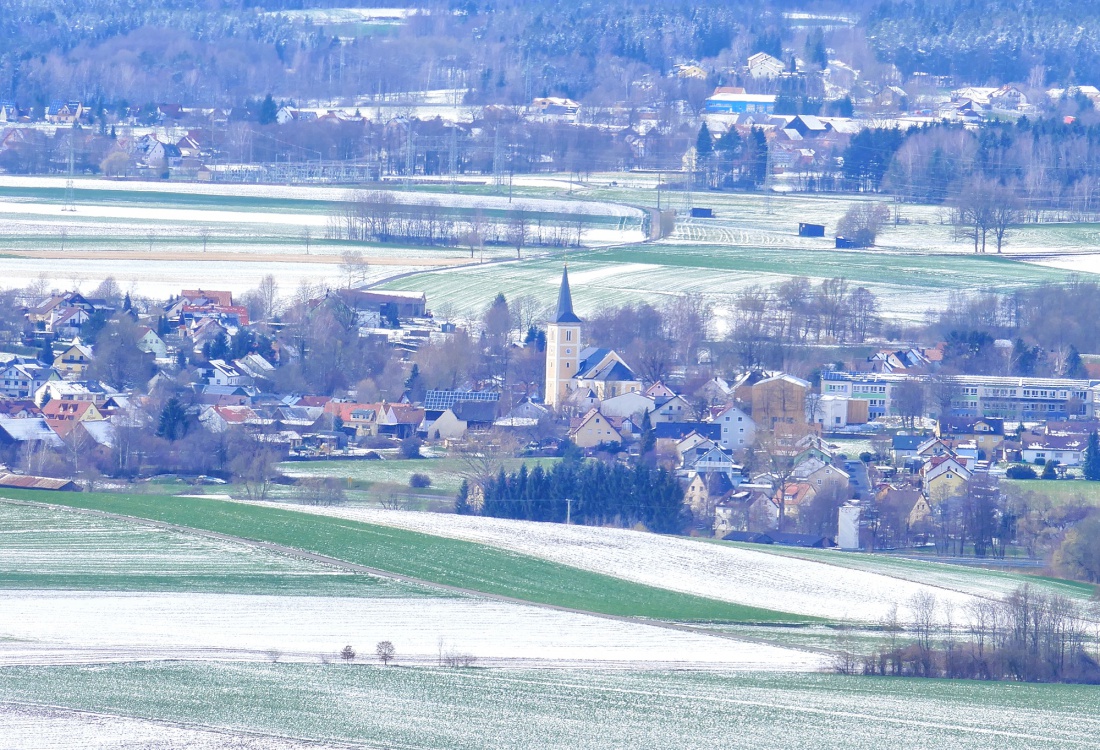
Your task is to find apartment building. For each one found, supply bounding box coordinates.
[821,372,1096,420]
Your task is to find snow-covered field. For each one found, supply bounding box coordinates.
[0,591,825,671]
[0,176,645,220]
[3,664,1097,750]
[0,702,344,750]
[0,502,333,578]
[241,504,1004,624]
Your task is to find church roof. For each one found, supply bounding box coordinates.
[554,266,582,324]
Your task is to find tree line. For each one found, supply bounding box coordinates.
[844,118,1100,223]
[843,586,1100,684]
[326,190,585,252]
[456,454,686,534]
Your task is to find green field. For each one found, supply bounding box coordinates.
[380,240,1075,322]
[280,457,561,494]
[0,490,802,622]
[733,541,1096,602]
[0,499,431,597]
[1,663,1097,750]
[1002,478,1100,505]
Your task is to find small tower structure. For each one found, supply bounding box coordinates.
[544,266,582,408]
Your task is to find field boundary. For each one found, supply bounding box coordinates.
[0,497,833,656]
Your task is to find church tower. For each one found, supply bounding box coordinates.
[545,266,582,409]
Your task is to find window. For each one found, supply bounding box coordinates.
[565,330,572,342]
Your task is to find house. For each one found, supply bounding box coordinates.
[936,417,1005,461]
[791,457,850,492]
[136,327,169,358]
[873,86,909,110]
[786,115,830,139]
[0,399,39,418]
[694,376,732,405]
[35,380,112,407]
[233,354,276,383]
[652,394,694,423]
[427,400,499,440]
[198,405,263,433]
[204,359,252,387]
[923,456,972,503]
[773,482,818,521]
[1020,434,1087,466]
[375,403,424,439]
[752,374,811,428]
[569,408,623,448]
[530,97,581,123]
[655,421,722,449]
[714,484,775,536]
[599,391,656,421]
[709,404,755,451]
[891,434,924,462]
[746,52,786,79]
[46,306,91,337]
[689,445,741,475]
[990,85,1029,111]
[0,362,60,399]
[41,399,105,437]
[0,416,62,449]
[46,101,83,124]
[915,437,955,460]
[683,470,740,522]
[54,340,94,379]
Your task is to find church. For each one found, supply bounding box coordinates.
[544,267,642,409]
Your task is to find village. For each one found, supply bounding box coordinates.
[0,45,1094,185]
[0,265,1096,563]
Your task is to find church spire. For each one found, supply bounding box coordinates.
[554,265,582,324]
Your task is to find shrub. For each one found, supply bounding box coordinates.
[409,473,432,488]
[400,437,423,459]
[1042,461,1058,480]
[1006,465,1038,480]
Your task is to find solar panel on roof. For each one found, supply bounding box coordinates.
[423,389,500,411]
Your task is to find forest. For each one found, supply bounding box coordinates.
[4,0,1100,108]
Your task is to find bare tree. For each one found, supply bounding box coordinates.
[893,380,925,428]
[340,249,370,288]
[376,640,396,666]
[257,274,280,321]
[506,210,530,258]
[340,645,356,663]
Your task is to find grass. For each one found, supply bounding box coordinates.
[380,238,1074,323]
[0,490,805,623]
[729,540,1097,602]
[280,457,561,494]
[1,663,1097,749]
[0,500,431,598]
[1002,478,1100,505]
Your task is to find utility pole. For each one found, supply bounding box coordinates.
[764,137,775,215]
[565,497,572,525]
[492,127,503,192]
[63,126,76,212]
[404,119,414,188]
[448,123,457,192]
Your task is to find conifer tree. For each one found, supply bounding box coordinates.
[1084,431,1100,481]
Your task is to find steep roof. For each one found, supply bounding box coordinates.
[553,266,582,324]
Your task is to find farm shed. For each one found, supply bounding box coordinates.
[798,222,825,237]
[691,207,714,218]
